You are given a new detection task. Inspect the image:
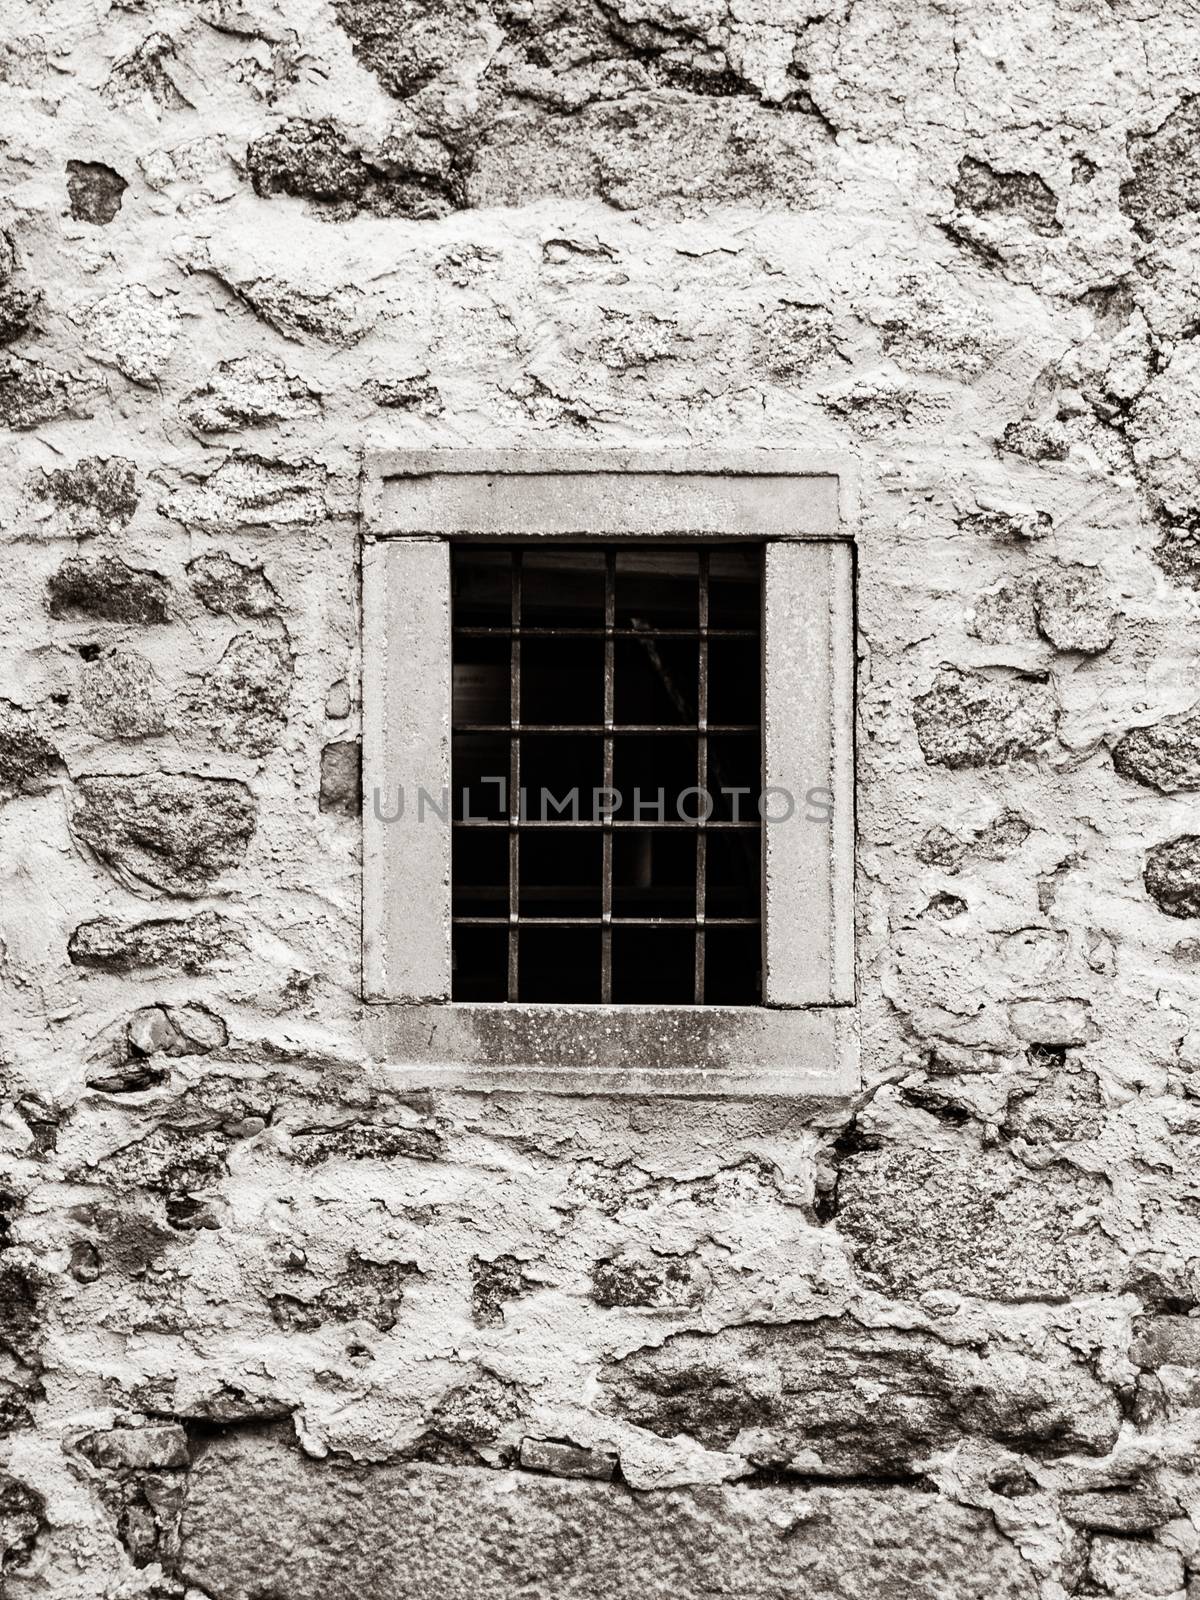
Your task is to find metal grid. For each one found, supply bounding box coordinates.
[451,544,762,1004]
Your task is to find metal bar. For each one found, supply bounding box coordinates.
[453,916,761,927]
[507,551,522,1000]
[453,819,761,830]
[455,723,757,735]
[695,548,709,1005]
[454,626,757,639]
[601,548,616,1002]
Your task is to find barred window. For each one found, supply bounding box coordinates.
[451,545,763,1005]
[362,452,856,1096]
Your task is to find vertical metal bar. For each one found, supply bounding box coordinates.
[508,550,522,1001]
[695,549,709,1004]
[601,548,616,1002]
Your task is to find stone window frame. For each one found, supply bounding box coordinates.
[361,449,857,1098]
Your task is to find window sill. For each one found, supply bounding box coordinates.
[363,1001,858,1098]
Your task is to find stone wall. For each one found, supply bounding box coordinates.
[1,1,1200,1595]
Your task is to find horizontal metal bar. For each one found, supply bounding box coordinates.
[454,627,756,639]
[454,723,757,735]
[453,916,760,927]
[453,819,761,830]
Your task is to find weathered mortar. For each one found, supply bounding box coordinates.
[1,0,1200,1596]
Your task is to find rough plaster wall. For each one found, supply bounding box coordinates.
[1,0,1200,1596]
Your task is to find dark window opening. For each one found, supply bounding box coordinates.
[451,544,763,1005]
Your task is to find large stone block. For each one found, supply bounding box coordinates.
[72,773,256,895]
[913,668,1057,769]
[836,1144,1118,1301]
[46,555,170,625]
[601,1318,1120,1468]
[1144,836,1200,919]
[0,700,62,801]
[68,911,244,972]
[1114,708,1200,793]
[177,1438,1039,1600]
[35,455,138,535]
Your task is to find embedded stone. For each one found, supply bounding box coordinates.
[187,553,279,618]
[1130,1315,1200,1369]
[837,1144,1117,1301]
[999,419,1071,461]
[0,356,93,430]
[103,32,186,110]
[1088,1536,1184,1599]
[79,647,166,740]
[81,1123,232,1195]
[970,578,1037,645]
[602,1318,1120,1468]
[0,1470,45,1576]
[85,1057,169,1095]
[0,701,62,801]
[166,1004,227,1054]
[229,276,374,346]
[319,740,361,814]
[976,809,1032,857]
[754,302,836,381]
[36,455,138,534]
[1122,94,1200,239]
[83,284,178,386]
[127,1006,178,1057]
[182,634,291,757]
[270,1252,418,1333]
[181,355,322,433]
[430,1373,525,1446]
[1062,1486,1177,1533]
[287,1122,442,1165]
[1129,344,1200,538]
[72,773,256,895]
[957,505,1053,542]
[471,97,827,212]
[247,118,372,203]
[1114,707,1200,793]
[1008,999,1098,1046]
[913,667,1057,769]
[65,160,128,224]
[68,911,243,973]
[82,1424,189,1472]
[1034,565,1117,653]
[163,454,327,531]
[519,1439,616,1482]
[591,1251,704,1310]
[1145,836,1200,919]
[954,157,1060,235]
[470,1254,532,1327]
[367,374,443,412]
[1006,1064,1105,1144]
[0,283,38,346]
[47,556,170,625]
[176,1436,1042,1600]
[332,0,480,99]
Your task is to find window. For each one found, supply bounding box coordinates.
[362,451,856,1096]
[451,544,762,1005]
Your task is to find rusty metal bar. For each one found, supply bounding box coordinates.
[453,819,760,830]
[507,550,522,1000]
[695,549,709,1005]
[455,723,756,735]
[454,916,760,927]
[601,548,616,1002]
[455,626,756,639]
